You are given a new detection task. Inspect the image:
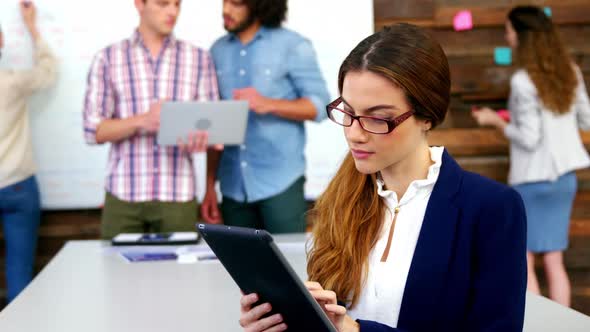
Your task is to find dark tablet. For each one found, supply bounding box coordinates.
[196,223,337,332]
[111,232,200,246]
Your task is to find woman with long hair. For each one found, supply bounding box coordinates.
[239,23,527,331]
[473,6,590,307]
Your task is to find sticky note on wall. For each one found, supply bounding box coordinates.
[453,10,473,31]
[544,7,552,17]
[494,47,512,66]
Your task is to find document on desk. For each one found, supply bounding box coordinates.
[102,244,215,264]
[103,241,305,263]
[176,246,218,264]
[120,252,178,263]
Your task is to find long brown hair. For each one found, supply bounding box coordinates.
[508,6,577,114]
[306,24,450,308]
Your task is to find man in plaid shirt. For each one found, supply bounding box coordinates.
[83,0,219,238]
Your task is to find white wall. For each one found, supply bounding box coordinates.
[0,0,373,209]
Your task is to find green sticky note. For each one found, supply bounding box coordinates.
[544,7,552,17]
[494,47,512,66]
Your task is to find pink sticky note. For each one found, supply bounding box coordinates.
[497,109,510,122]
[453,10,473,31]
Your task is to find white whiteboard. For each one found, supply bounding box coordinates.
[0,0,373,209]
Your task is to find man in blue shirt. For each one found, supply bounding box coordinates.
[202,0,330,233]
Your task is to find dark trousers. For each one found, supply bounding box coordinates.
[221,177,307,233]
[101,192,198,239]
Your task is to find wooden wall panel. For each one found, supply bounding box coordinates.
[428,129,590,156]
[428,26,590,57]
[434,4,590,28]
[373,0,435,20]
[376,1,590,30]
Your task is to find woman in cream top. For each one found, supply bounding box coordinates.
[0,2,57,303]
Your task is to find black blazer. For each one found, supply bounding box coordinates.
[357,150,527,331]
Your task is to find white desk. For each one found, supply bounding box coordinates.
[0,235,588,331]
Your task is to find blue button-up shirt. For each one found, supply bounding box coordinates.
[211,27,330,202]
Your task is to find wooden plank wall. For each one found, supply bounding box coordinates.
[375,0,590,314]
[1,0,589,314]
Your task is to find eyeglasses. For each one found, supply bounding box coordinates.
[326,97,415,134]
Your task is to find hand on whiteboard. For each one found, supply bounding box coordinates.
[233,87,272,115]
[139,101,162,133]
[20,1,38,35]
[201,187,223,224]
[176,130,208,153]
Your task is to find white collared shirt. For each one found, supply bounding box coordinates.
[347,146,444,328]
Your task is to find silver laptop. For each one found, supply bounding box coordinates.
[157,101,249,146]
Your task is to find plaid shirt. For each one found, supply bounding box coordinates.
[83,31,218,202]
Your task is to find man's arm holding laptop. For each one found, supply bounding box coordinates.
[94,101,160,144]
[201,148,223,224]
